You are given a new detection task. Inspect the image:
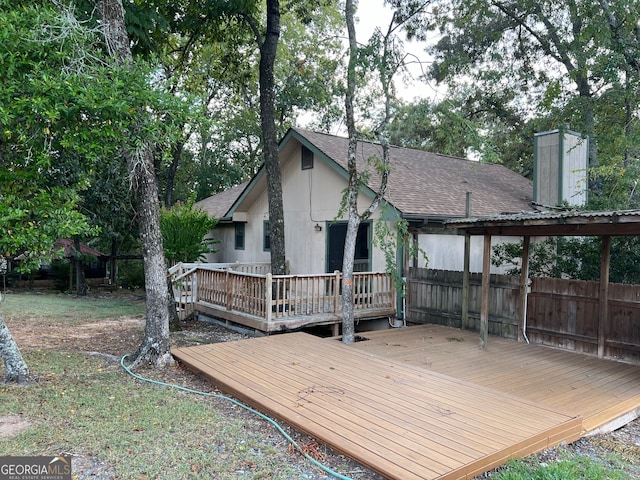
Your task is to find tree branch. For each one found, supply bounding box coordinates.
[241,13,263,50]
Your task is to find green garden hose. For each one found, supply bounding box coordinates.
[120,355,355,480]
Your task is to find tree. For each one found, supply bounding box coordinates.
[201,0,340,276]
[253,0,286,275]
[96,0,173,369]
[117,0,343,209]
[342,0,362,344]
[80,152,139,285]
[427,0,640,196]
[0,0,113,381]
[160,201,218,264]
[159,200,217,330]
[386,90,555,176]
[492,236,640,285]
[198,3,343,191]
[237,0,344,276]
[113,1,344,275]
[341,1,434,343]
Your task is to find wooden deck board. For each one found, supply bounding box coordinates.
[243,338,544,443]
[174,346,450,478]
[173,331,582,480]
[352,324,640,434]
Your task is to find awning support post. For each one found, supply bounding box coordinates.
[480,234,491,350]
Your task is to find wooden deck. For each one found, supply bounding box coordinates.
[195,300,395,334]
[173,328,589,480]
[171,264,396,333]
[350,324,640,434]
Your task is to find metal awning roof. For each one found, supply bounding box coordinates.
[444,209,640,237]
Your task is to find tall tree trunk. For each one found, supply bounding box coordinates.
[109,237,118,284]
[259,0,286,276]
[128,149,172,367]
[164,140,184,208]
[97,0,172,369]
[0,309,30,383]
[342,0,359,344]
[167,274,181,331]
[341,0,391,344]
[341,216,360,344]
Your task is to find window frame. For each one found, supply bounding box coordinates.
[263,220,270,251]
[234,223,245,250]
[301,145,314,170]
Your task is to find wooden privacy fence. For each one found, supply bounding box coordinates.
[406,268,521,339]
[407,268,640,363]
[169,263,396,331]
[526,277,640,363]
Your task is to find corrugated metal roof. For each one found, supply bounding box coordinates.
[446,209,640,225]
[444,209,640,237]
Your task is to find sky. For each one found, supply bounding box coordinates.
[297,1,443,132]
[353,1,443,103]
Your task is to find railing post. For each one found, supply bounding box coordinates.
[192,269,198,304]
[266,273,273,324]
[518,236,530,343]
[225,269,233,311]
[391,274,396,310]
[480,234,492,350]
[334,270,341,313]
[598,236,611,358]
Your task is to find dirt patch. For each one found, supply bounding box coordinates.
[1,313,145,440]
[0,415,30,438]
[170,318,248,348]
[9,316,145,356]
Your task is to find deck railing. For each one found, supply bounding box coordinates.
[169,261,271,276]
[170,265,198,320]
[270,272,341,319]
[170,263,395,323]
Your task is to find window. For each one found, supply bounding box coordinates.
[327,221,371,273]
[301,145,313,170]
[263,220,270,251]
[234,223,245,250]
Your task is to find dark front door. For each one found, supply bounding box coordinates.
[327,222,370,273]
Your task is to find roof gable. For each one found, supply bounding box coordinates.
[291,128,533,217]
[198,128,533,220]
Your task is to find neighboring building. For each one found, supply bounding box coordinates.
[196,128,537,275]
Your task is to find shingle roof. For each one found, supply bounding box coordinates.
[293,128,532,217]
[194,182,249,219]
[196,129,533,220]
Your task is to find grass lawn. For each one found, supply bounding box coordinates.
[1,351,312,479]
[0,292,637,479]
[1,291,146,324]
[0,293,316,479]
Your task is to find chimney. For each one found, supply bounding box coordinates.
[533,128,588,209]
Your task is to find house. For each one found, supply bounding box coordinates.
[11,239,107,291]
[196,128,535,276]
